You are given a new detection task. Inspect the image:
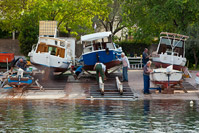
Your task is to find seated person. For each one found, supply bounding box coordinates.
[10,58,27,74]
[16,58,27,71]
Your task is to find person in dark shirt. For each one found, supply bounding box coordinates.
[10,58,27,74]
[143,61,152,94]
[142,48,150,66]
[16,58,27,71]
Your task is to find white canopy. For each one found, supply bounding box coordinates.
[81,31,112,42]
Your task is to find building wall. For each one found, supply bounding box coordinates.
[0,39,22,55]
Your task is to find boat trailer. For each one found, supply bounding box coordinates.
[0,69,43,93]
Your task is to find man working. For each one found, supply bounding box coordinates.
[121,52,130,82]
[10,58,27,74]
[143,61,153,94]
[74,65,83,79]
[94,62,106,83]
[16,58,27,71]
[142,48,150,66]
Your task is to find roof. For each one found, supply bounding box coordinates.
[160,32,189,40]
[81,31,112,42]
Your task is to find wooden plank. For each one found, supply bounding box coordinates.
[99,76,104,95]
[116,76,123,95]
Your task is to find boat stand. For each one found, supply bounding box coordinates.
[99,76,104,95]
[116,76,123,95]
[7,75,44,93]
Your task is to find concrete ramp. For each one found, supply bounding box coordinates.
[88,84,136,99]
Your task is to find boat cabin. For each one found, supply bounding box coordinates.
[83,42,116,53]
[156,32,189,57]
[35,37,66,58]
[157,37,185,57]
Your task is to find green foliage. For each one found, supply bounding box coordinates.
[18,13,39,56]
[122,0,199,42]
[116,41,149,56]
[0,29,12,39]
[185,23,199,69]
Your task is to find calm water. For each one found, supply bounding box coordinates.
[0,99,199,132]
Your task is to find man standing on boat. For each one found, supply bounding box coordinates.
[121,52,130,82]
[142,48,150,66]
[94,62,106,84]
[143,61,153,94]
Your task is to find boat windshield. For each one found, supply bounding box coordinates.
[160,38,172,46]
[158,38,184,56]
[173,40,183,47]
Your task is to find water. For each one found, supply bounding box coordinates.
[0,99,199,132]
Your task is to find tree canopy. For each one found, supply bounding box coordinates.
[122,0,199,43]
[0,0,199,68]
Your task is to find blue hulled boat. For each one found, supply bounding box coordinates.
[80,32,122,70]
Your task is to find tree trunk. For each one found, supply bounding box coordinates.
[192,48,198,69]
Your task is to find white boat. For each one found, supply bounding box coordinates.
[28,37,75,72]
[152,32,189,70]
[28,21,75,73]
[150,67,183,82]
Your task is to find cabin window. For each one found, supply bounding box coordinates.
[84,46,93,53]
[36,42,47,53]
[60,42,65,47]
[48,46,57,55]
[56,48,65,58]
[106,43,114,49]
[173,40,183,47]
[161,38,172,46]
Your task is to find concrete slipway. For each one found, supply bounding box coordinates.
[0,70,198,100]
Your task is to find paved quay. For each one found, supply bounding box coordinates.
[0,70,199,100]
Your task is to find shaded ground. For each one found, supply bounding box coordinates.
[0,69,199,100]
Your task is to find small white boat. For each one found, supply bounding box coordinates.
[28,37,75,72]
[150,66,183,82]
[152,32,189,70]
[28,21,75,73]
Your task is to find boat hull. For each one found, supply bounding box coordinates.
[29,52,70,72]
[81,50,122,70]
[150,68,183,82]
[83,60,121,70]
[152,54,186,70]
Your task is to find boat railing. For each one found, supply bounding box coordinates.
[128,57,143,70]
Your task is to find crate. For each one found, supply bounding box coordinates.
[0,53,14,63]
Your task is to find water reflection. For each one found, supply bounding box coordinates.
[0,99,198,132]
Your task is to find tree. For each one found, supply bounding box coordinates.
[93,0,127,41]
[1,0,108,55]
[185,24,199,69]
[122,0,199,43]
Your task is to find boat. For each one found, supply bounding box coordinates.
[150,65,183,88]
[152,32,189,70]
[0,52,14,68]
[28,37,75,72]
[28,21,75,73]
[80,31,122,70]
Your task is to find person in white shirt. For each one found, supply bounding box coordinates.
[121,52,130,82]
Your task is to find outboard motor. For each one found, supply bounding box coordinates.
[17,68,24,82]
